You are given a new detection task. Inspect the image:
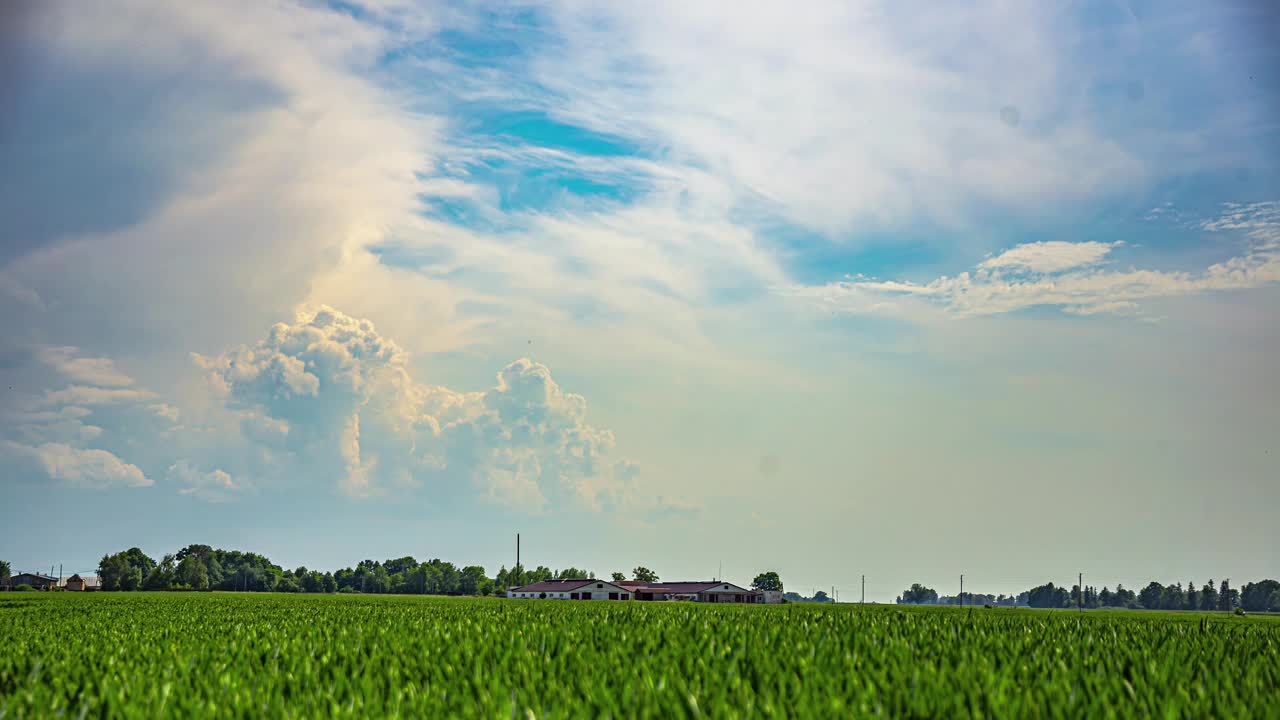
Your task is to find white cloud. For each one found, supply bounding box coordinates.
[43,386,156,406]
[521,0,1146,236]
[194,306,640,510]
[168,460,246,502]
[786,204,1280,318]
[2,441,152,489]
[38,346,135,387]
[979,241,1121,274]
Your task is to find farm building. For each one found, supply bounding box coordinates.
[61,574,101,591]
[508,579,633,600]
[8,573,58,590]
[623,580,761,603]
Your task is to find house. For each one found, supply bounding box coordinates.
[508,578,633,600]
[626,580,762,603]
[8,573,58,590]
[61,574,101,591]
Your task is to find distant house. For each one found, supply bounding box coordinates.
[9,573,58,590]
[62,574,101,591]
[625,580,761,603]
[509,579,633,600]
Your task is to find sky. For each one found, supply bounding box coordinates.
[1,0,1277,601]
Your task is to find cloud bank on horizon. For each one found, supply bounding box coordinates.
[1,0,1277,587]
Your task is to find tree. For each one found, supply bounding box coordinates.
[177,555,209,590]
[144,555,176,590]
[1218,579,1238,612]
[1138,582,1165,610]
[121,566,144,591]
[1027,583,1069,609]
[751,572,784,592]
[1240,580,1279,612]
[812,590,831,603]
[611,572,626,583]
[1270,590,1280,613]
[0,559,11,589]
[1200,580,1218,611]
[322,572,337,594]
[1185,581,1199,611]
[99,554,130,591]
[1162,582,1185,611]
[384,556,418,575]
[899,584,938,605]
[460,566,488,596]
[632,567,659,583]
[302,571,323,593]
[556,567,592,580]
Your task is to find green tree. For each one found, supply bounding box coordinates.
[98,554,129,591]
[611,572,626,583]
[177,555,209,590]
[302,571,324,593]
[460,566,488,595]
[1269,589,1280,612]
[1185,581,1199,611]
[1200,580,1218,611]
[384,556,418,575]
[1138,582,1165,610]
[322,572,337,594]
[0,559,11,589]
[1240,580,1279,612]
[899,584,939,604]
[1028,583,1070,609]
[1218,579,1238,611]
[632,567,659,583]
[144,555,176,590]
[751,572,784,592]
[120,566,144,591]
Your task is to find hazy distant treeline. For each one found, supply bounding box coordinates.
[897,578,1280,612]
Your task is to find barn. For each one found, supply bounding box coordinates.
[624,580,762,603]
[62,574,102,591]
[508,579,633,600]
[7,573,58,590]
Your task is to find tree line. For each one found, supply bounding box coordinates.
[897,578,1280,612]
[3,550,796,599]
[90,545,602,596]
[81,547,786,598]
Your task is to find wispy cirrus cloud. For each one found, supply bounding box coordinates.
[784,203,1280,318]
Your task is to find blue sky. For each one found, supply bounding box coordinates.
[1,0,1277,598]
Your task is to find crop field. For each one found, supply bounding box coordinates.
[2,593,1277,718]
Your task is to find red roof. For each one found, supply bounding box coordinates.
[510,579,596,593]
[630,581,754,594]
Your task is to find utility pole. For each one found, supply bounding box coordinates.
[960,574,964,608]
[861,575,866,605]
[516,533,521,585]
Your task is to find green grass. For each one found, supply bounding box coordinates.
[2,593,1277,718]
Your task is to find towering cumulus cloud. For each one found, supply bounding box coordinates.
[196,307,635,511]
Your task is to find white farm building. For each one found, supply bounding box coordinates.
[508,578,634,600]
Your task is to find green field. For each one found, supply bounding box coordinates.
[2,593,1277,718]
